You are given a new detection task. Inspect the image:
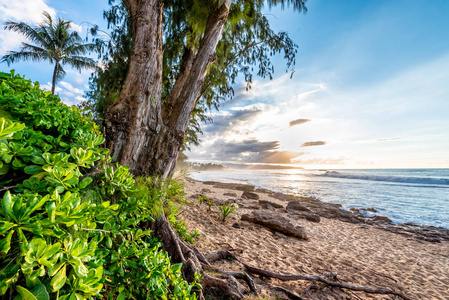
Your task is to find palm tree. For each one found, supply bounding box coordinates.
[1,12,96,95]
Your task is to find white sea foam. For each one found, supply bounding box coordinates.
[321,170,449,186]
[192,168,449,228]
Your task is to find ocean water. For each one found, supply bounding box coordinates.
[191,168,449,229]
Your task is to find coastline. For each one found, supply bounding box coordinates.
[179,177,449,299]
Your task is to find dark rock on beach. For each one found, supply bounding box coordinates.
[194,178,449,243]
[223,192,238,197]
[241,212,308,240]
[259,199,283,209]
[286,201,311,212]
[242,191,260,200]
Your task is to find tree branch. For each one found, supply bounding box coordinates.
[0,185,17,192]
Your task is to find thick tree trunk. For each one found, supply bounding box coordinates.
[163,0,232,134]
[104,0,179,177]
[105,0,231,178]
[51,62,58,95]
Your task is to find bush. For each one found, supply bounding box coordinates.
[0,71,199,299]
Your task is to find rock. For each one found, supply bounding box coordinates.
[242,191,259,200]
[289,212,321,223]
[286,201,311,212]
[201,188,212,193]
[232,223,241,229]
[364,207,377,213]
[372,215,393,224]
[209,182,255,191]
[259,200,283,209]
[350,208,360,213]
[223,192,237,197]
[238,200,260,209]
[203,181,219,185]
[241,212,308,240]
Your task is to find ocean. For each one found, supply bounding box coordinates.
[191,168,449,229]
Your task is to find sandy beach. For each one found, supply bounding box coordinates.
[178,178,449,300]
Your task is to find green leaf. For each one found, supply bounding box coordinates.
[0,162,9,175]
[0,230,14,255]
[79,177,92,189]
[2,191,15,221]
[116,293,126,300]
[24,165,44,175]
[31,284,49,300]
[31,156,46,165]
[12,158,25,168]
[50,264,67,292]
[16,286,38,300]
[0,221,15,235]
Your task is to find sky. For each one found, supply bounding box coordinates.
[0,0,448,169]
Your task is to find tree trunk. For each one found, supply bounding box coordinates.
[104,0,231,178]
[51,62,59,95]
[103,2,248,297]
[104,0,178,177]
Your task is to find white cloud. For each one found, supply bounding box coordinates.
[59,81,83,95]
[0,0,56,55]
[40,81,86,106]
[70,23,83,33]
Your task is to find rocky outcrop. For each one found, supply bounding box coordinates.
[204,181,255,191]
[196,179,449,243]
[241,212,308,240]
[286,201,311,212]
[237,199,260,209]
[242,191,260,200]
[259,200,283,209]
[223,192,238,197]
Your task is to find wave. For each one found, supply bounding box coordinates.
[321,171,449,186]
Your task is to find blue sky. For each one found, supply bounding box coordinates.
[1,0,448,168]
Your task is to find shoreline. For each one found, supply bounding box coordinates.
[179,177,449,299]
[191,178,449,243]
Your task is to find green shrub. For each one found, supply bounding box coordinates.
[0,71,199,299]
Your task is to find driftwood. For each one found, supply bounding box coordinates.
[243,263,411,300]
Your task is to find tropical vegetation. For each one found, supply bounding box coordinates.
[0,71,199,299]
[1,12,96,95]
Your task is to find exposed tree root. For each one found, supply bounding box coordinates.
[150,215,412,300]
[205,249,239,263]
[203,265,257,294]
[150,216,248,299]
[243,263,411,300]
[272,286,304,300]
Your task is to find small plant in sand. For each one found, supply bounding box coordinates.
[206,197,215,212]
[198,194,207,206]
[218,203,238,223]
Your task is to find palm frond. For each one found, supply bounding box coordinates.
[62,56,96,71]
[1,50,48,65]
[3,21,49,47]
[64,42,96,56]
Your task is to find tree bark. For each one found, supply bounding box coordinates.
[51,62,58,95]
[104,0,175,176]
[104,0,232,178]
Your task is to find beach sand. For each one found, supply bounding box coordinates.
[178,178,449,299]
